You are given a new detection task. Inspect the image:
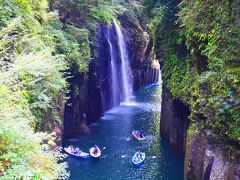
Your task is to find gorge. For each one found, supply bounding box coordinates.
[63,17,160,137]
[0,0,239,179]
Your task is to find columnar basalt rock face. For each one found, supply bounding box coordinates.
[63,23,114,137]
[185,125,240,180]
[63,55,104,137]
[160,85,240,179]
[87,58,104,124]
[64,70,89,137]
[95,23,113,111]
[160,86,190,153]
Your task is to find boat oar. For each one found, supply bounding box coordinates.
[101,147,106,152]
[121,155,157,159]
[121,155,131,158]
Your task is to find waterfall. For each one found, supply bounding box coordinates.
[107,28,119,106]
[113,21,133,103]
[158,69,162,85]
[96,21,134,112]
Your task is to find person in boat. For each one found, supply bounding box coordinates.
[93,145,99,154]
[135,130,140,138]
[67,145,74,153]
[139,130,143,138]
[74,147,80,154]
[135,149,142,162]
[137,149,142,156]
[138,150,143,158]
[136,130,143,138]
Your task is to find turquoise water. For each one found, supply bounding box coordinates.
[63,85,184,180]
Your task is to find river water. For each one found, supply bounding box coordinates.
[63,84,184,180]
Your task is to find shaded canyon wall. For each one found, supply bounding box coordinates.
[160,86,189,153]
[160,83,240,180]
[185,123,240,180]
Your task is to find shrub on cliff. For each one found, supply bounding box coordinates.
[0,85,68,178]
[0,0,95,178]
[144,0,240,150]
[178,0,240,147]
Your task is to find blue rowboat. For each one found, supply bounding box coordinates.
[132,152,145,167]
[64,147,90,159]
[132,130,145,141]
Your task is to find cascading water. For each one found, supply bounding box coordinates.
[107,28,119,106]
[96,21,134,112]
[158,69,162,85]
[113,20,133,103]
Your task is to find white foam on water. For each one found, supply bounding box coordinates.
[120,101,138,107]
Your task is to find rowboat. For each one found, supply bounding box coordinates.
[132,151,145,167]
[132,130,145,141]
[64,147,90,159]
[89,146,101,158]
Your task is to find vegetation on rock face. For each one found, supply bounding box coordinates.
[178,0,240,148]
[0,0,71,178]
[143,0,240,152]
[0,0,239,178]
[0,0,145,178]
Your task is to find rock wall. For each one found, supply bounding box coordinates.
[160,85,240,179]
[160,86,190,153]
[64,70,90,137]
[185,124,240,180]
